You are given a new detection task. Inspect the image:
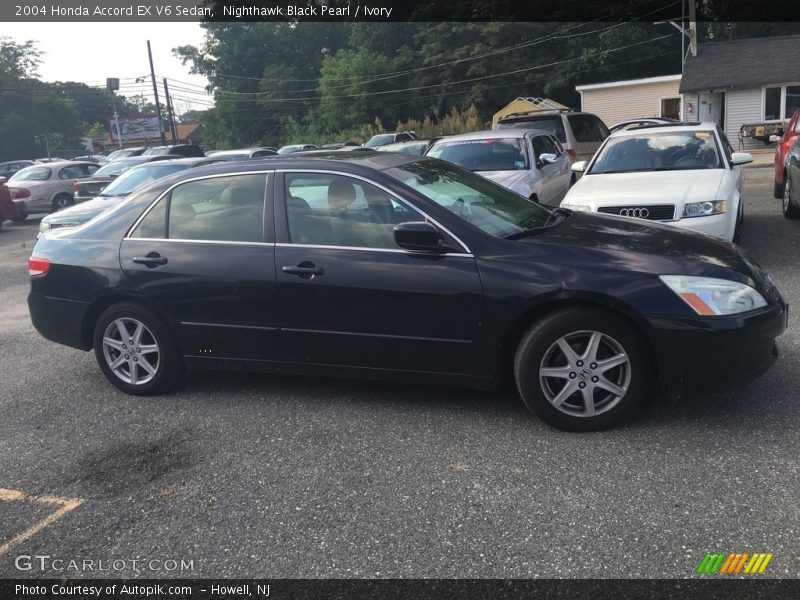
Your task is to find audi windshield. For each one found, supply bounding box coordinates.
[589,130,724,174]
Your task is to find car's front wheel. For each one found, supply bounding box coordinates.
[93,302,184,395]
[514,307,652,431]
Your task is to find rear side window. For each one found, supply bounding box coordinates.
[131,174,267,243]
[567,114,610,143]
[497,116,567,143]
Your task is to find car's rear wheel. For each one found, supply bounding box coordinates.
[514,307,651,431]
[93,302,184,395]
[10,207,27,222]
[774,176,785,200]
[782,174,800,219]
[52,194,73,212]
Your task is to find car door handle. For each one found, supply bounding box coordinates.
[133,253,168,268]
[282,263,324,278]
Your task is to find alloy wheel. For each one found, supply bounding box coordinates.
[101,317,160,385]
[538,330,631,417]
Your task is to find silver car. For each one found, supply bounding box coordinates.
[425,129,571,206]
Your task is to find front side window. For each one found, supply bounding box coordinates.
[427,138,528,172]
[284,173,425,249]
[786,85,800,121]
[386,159,552,239]
[589,130,723,173]
[131,174,267,243]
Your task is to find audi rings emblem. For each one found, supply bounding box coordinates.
[619,207,650,218]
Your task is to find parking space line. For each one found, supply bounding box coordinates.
[0,487,83,555]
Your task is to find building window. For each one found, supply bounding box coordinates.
[765,87,782,121]
[660,97,681,120]
[764,85,800,121]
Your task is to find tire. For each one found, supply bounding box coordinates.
[93,302,185,395]
[774,178,785,200]
[732,202,744,244]
[513,307,652,432]
[10,208,27,222]
[782,174,800,219]
[52,194,73,212]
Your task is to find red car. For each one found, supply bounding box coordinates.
[0,177,17,231]
[774,108,800,198]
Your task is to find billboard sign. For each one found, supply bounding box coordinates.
[109,116,162,141]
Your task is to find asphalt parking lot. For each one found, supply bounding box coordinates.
[0,165,798,579]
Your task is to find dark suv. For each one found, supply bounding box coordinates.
[495,110,610,164]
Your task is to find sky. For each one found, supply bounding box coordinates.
[6,23,214,116]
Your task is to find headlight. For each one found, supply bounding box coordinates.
[659,275,767,315]
[39,221,50,233]
[682,200,727,218]
[561,204,592,212]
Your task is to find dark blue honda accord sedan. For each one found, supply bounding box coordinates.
[28,152,787,431]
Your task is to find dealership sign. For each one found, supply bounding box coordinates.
[109,116,162,141]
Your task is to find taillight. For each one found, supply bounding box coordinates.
[567,148,577,160]
[73,180,80,197]
[28,257,50,277]
[11,188,30,199]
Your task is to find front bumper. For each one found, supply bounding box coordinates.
[644,299,788,394]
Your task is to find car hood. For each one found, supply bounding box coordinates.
[43,196,122,224]
[477,170,527,187]
[522,211,774,293]
[567,170,725,205]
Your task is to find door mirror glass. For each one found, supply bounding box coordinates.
[393,221,445,253]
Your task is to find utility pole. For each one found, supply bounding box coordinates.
[107,78,123,149]
[688,0,697,58]
[163,78,179,143]
[147,40,166,145]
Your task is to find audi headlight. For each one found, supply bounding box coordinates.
[39,220,50,234]
[561,204,591,212]
[659,275,767,315]
[682,200,727,218]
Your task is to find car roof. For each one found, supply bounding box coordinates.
[429,129,550,142]
[608,121,714,137]
[22,160,97,168]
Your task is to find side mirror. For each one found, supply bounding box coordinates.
[571,161,587,173]
[394,221,445,253]
[730,152,753,166]
[538,153,558,167]
[0,176,6,185]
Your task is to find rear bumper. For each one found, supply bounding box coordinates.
[28,290,91,350]
[645,300,788,394]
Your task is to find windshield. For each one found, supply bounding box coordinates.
[10,166,51,181]
[427,138,529,171]
[93,158,143,177]
[364,134,395,148]
[100,163,186,196]
[589,130,724,174]
[385,159,552,238]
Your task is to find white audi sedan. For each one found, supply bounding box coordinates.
[560,123,752,242]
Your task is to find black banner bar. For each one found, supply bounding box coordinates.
[3,579,800,600]
[2,0,797,23]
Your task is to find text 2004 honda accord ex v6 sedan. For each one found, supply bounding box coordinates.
[28,153,787,431]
